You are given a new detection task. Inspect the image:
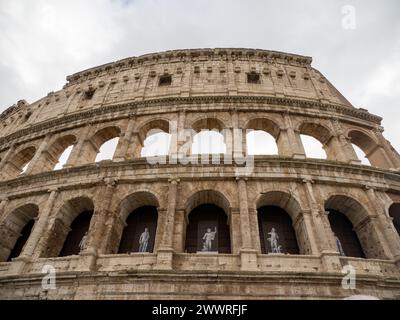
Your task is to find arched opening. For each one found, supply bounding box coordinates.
[54,145,74,170]
[141,131,171,157]
[298,123,333,159]
[326,209,365,258]
[47,135,76,171]
[3,146,36,179]
[191,130,226,154]
[41,197,94,258]
[112,191,160,254]
[59,210,93,257]
[246,131,278,155]
[184,190,231,254]
[95,137,119,162]
[325,195,379,259]
[185,204,230,253]
[191,118,226,155]
[348,130,391,168]
[0,203,39,262]
[118,206,158,253]
[245,118,281,155]
[352,143,371,166]
[85,126,121,163]
[7,219,35,261]
[256,191,306,254]
[257,206,299,254]
[300,134,327,159]
[138,120,170,158]
[389,203,400,235]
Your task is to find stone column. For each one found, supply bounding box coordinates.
[364,187,399,260]
[236,177,258,270]
[64,125,92,167]
[156,178,179,269]
[301,179,322,255]
[113,116,136,161]
[30,190,59,259]
[373,129,400,169]
[0,197,9,222]
[0,143,16,172]
[283,112,306,159]
[231,111,247,160]
[229,208,242,254]
[9,188,58,274]
[302,178,341,271]
[172,208,186,253]
[227,60,238,96]
[80,179,116,270]
[324,134,349,162]
[169,111,187,163]
[24,134,52,175]
[331,119,360,164]
[125,131,143,159]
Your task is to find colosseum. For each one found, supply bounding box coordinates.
[0,48,399,300]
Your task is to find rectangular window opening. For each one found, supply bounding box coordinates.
[247,73,260,84]
[159,75,172,86]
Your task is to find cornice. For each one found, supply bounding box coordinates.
[0,95,382,149]
[65,48,313,86]
[0,157,398,196]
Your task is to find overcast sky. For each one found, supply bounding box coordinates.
[0,0,399,151]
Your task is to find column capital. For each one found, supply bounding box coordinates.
[168,177,180,184]
[235,176,248,182]
[47,187,59,193]
[302,178,315,184]
[103,177,118,187]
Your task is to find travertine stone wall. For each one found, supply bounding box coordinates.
[0,48,399,300]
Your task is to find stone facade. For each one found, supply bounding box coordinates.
[0,48,399,299]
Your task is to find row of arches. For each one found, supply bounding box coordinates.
[1,191,399,263]
[1,117,393,179]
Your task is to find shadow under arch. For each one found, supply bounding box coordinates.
[325,194,386,259]
[3,146,36,179]
[42,196,94,258]
[256,191,302,254]
[0,203,39,262]
[111,191,161,254]
[184,189,232,254]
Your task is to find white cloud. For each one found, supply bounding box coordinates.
[0,0,399,152]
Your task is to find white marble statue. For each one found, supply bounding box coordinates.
[267,227,282,253]
[139,227,150,252]
[202,227,217,251]
[79,231,88,252]
[334,233,345,256]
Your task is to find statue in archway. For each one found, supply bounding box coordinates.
[139,228,150,252]
[267,228,282,253]
[202,227,217,251]
[334,233,345,256]
[79,232,88,252]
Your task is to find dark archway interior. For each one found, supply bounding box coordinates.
[257,205,299,254]
[327,209,366,258]
[7,219,35,261]
[59,210,93,257]
[389,203,400,235]
[185,204,231,254]
[118,206,158,253]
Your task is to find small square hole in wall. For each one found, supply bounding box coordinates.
[247,72,260,84]
[159,74,172,86]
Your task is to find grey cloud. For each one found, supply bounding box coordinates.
[0,0,398,150]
